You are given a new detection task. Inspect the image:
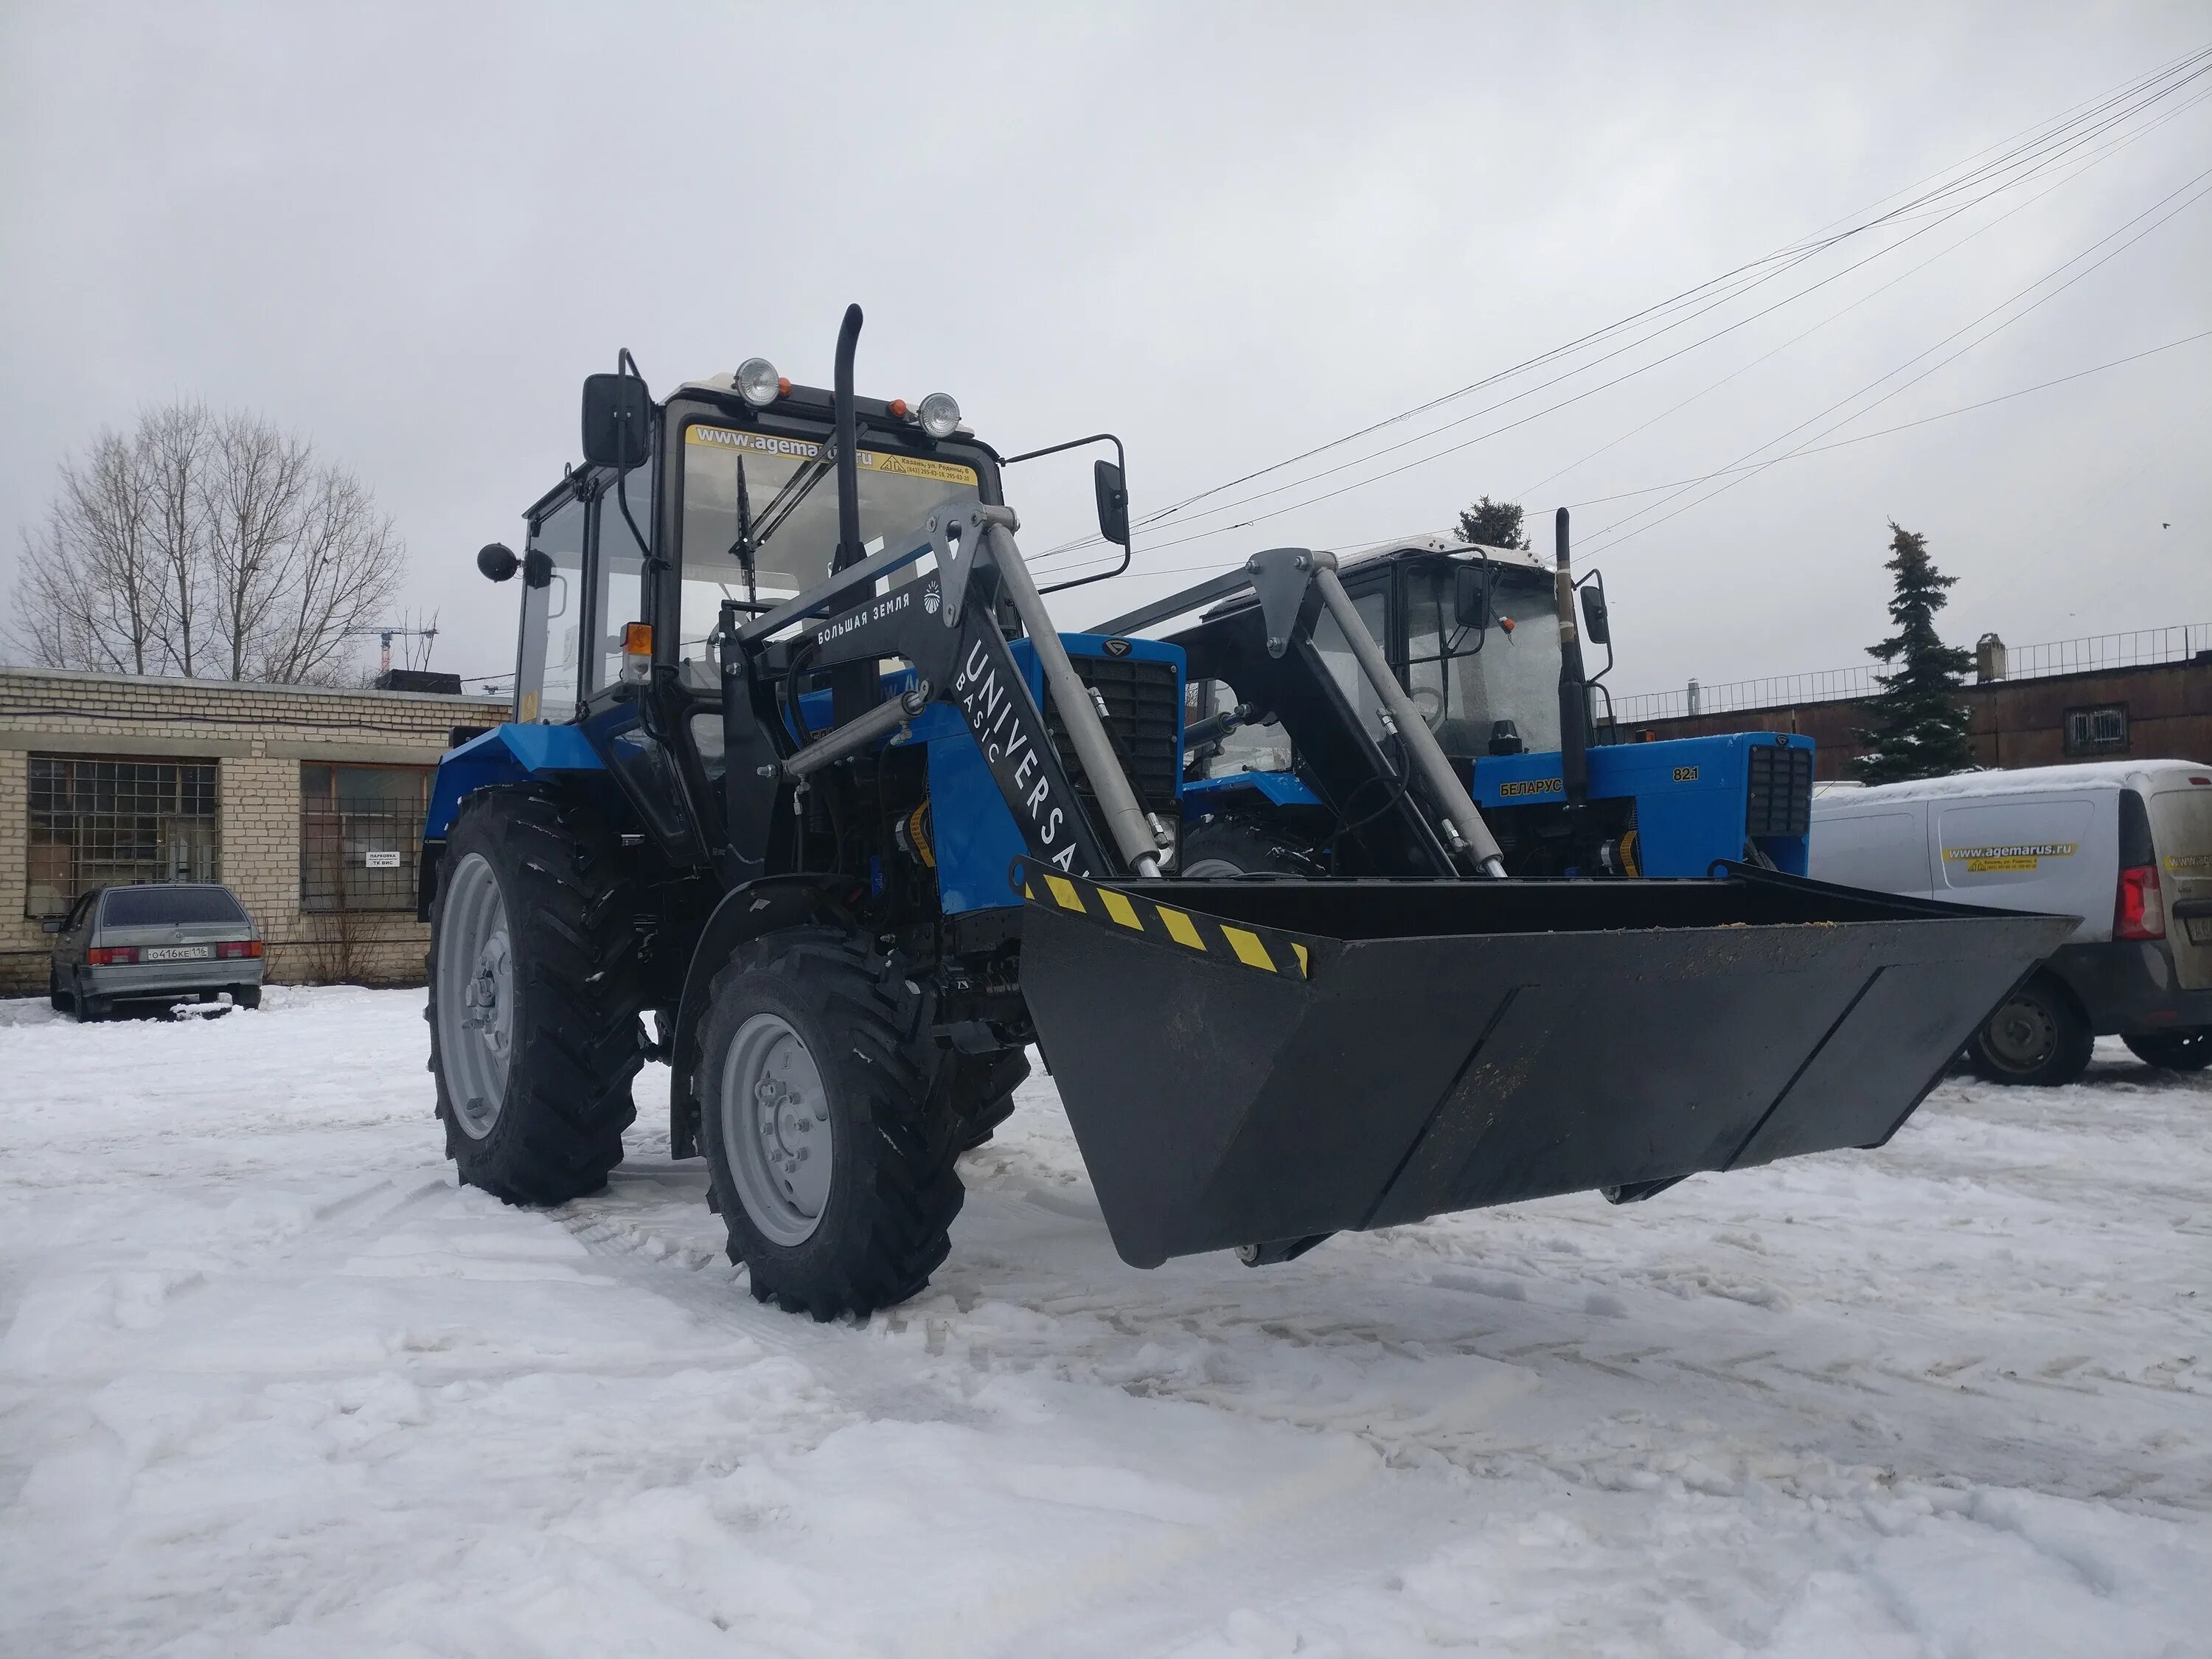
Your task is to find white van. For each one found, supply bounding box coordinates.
[1812,760,2212,1085]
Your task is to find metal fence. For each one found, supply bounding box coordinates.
[300,801,425,913]
[1610,623,2212,726]
[25,756,220,918]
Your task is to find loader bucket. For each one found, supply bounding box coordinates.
[1013,859,2076,1268]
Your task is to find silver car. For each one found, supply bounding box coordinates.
[45,883,265,1021]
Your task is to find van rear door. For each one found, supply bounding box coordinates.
[2147,771,2212,990]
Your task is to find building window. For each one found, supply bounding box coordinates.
[300,764,431,913]
[25,755,220,919]
[2062,703,2129,757]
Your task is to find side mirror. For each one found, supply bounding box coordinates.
[1093,460,1130,547]
[523,549,554,589]
[1579,582,1611,647]
[476,543,519,582]
[581,372,653,469]
[1453,563,1490,630]
[41,917,64,934]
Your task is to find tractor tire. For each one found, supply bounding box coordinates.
[1965,972,2093,1087]
[698,927,963,1320]
[1181,815,1326,879]
[427,784,644,1206]
[49,966,72,1015]
[950,1047,1032,1151]
[2122,1027,2212,1071]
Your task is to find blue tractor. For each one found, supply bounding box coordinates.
[419,307,2068,1320]
[1116,526,1815,884]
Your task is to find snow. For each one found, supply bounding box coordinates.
[1,988,2208,1658]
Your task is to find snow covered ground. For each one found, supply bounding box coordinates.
[1,987,2206,1658]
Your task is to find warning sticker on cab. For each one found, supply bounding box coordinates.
[686,425,978,486]
[1943,842,2077,873]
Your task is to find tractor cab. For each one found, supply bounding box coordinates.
[1188,538,1582,778]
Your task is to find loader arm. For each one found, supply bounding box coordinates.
[713,505,1160,883]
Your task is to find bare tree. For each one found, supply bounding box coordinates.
[7,403,406,684]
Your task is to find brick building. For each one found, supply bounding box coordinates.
[1,667,503,996]
[1608,628,2212,781]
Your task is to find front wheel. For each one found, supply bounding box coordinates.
[1180,815,1326,879]
[2122,1027,2212,1071]
[699,928,962,1320]
[1966,973,2093,1087]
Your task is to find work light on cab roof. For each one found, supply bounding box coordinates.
[734,357,786,408]
[917,391,961,439]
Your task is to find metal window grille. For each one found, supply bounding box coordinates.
[299,766,430,913]
[25,755,220,918]
[2062,703,2129,757]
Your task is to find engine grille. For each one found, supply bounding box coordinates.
[1745,742,1814,838]
[1046,653,1182,808]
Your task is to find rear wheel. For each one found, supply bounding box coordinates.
[231,985,262,1011]
[1966,973,2093,1087]
[699,927,962,1319]
[2122,1027,2212,1071]
[428,785,644,1205]
[1181,815,1326,879]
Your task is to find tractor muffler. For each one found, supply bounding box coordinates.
[1013,858,2075,1268]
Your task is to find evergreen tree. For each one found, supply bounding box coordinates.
[1851,521,1977,783]
[1456,495,1528,549]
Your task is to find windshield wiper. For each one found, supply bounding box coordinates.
[748,459,832,557]
[727,456,759,607]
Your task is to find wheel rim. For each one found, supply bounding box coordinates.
[719,1012,833,1246]
[435,852,514,1138]
[1983,993,2056,1073]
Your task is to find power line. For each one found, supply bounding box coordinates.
[1060,331,2209,589]
[1037,44,2212,564]
[1578,169,2212,556]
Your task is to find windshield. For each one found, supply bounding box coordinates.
[1405,561,1562,757]
[678,423,982,668]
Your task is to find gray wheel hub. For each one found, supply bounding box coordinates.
[1985,995,2056,1072]
[436,852,514,1138]
[719,1012,833,1246]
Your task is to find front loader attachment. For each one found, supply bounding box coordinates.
[1015,859,2076,1267]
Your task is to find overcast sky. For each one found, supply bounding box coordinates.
[2,2,2205,704]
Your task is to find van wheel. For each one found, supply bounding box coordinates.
[1966,973,2093,1086]
[2121,1028,2212,1071]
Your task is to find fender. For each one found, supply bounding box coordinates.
[416,724,605,919]
[666,875,858,1159]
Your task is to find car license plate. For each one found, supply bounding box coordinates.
[2187,916,2212,946]
[140,945,213,962]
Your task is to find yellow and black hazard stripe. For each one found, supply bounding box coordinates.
[1011,858,1313,980]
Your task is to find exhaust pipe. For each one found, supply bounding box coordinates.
[830,304,863,573]
[1554,507,1588,802]
[827,305,875,724]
